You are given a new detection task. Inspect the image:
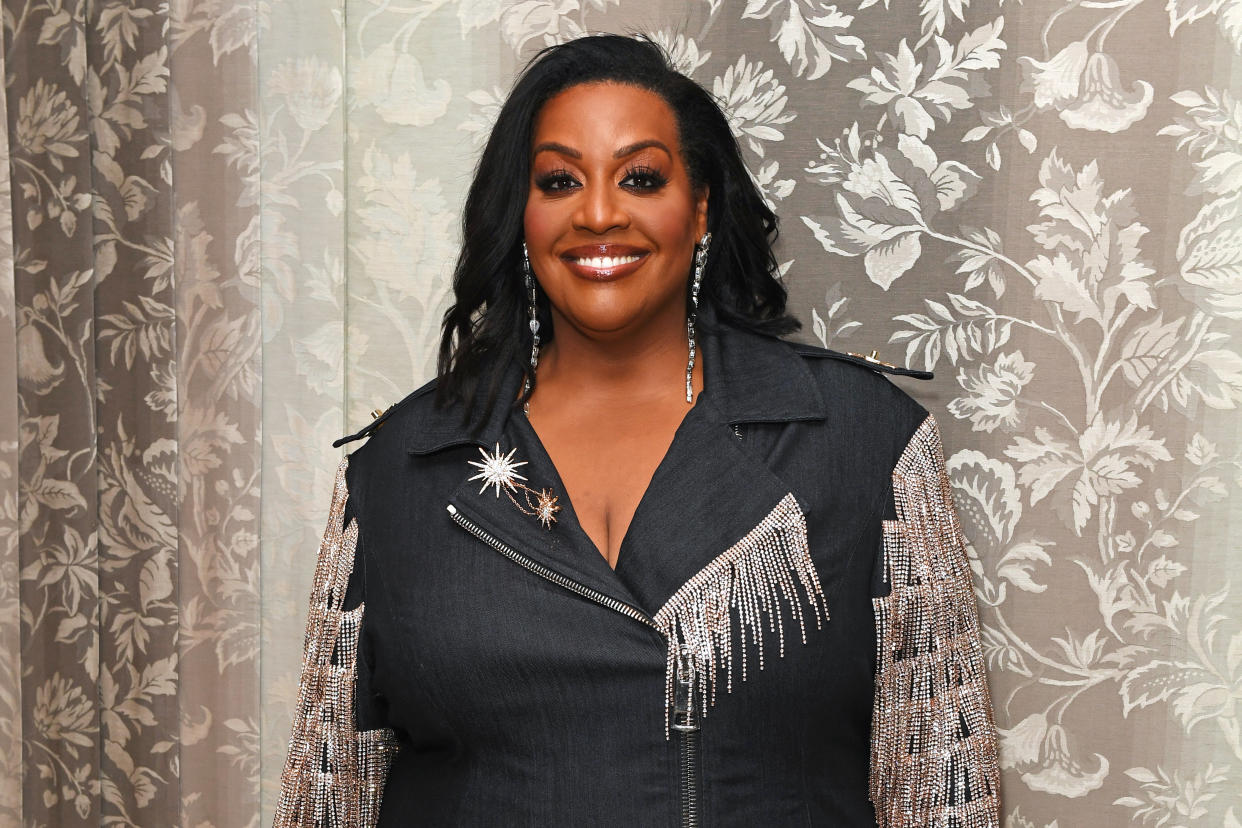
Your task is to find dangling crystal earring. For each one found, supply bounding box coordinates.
[686,232,711,403]
[522,242,540,413]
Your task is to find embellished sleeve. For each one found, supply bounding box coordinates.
[870,415,1001,827]
[274,458,399,828]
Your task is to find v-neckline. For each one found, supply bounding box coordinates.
[513,394,706,573]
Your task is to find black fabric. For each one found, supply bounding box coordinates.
[338,318,928,826]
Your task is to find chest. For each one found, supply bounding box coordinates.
[526,395,695,568]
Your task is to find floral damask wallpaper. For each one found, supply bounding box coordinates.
[3,0,1240,825]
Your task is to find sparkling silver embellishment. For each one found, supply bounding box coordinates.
[466,443,559,529]
[871,415,1001,827]
[275,458,397,828]
[468,442,529,497]
[652,492,826,738]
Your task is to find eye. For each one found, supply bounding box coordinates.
[534,168,579,193]
[621,165,668,191]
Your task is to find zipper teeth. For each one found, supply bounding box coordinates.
[680,730,700,828]
[447,505,660,632]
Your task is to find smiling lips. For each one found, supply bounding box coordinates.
[560,244,648,281]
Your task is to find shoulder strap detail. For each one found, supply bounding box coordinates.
[333,406,397,448]
[870,415,1000,826]
[274,458,398,827]
[791,344,934,380]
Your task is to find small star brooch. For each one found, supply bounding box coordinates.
[466,443,559,529]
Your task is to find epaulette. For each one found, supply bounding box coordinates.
[332,405,398,448]
[793,345,934,381]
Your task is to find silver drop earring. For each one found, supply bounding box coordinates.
[523,242,540,413]
[686,232,711,403]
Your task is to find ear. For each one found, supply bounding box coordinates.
[693,186,710,240]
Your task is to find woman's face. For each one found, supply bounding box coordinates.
[524,82,708,342]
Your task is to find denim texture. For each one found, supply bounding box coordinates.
[340,316,929,826]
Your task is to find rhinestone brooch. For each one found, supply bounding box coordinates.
[468,443,560,529]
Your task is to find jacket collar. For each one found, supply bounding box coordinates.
[404,309,825,455]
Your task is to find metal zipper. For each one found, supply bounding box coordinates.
[673,646,701,828]
[447,503,702,827]
[446,504,660,632]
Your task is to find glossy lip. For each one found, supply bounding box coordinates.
[559,243,649,282]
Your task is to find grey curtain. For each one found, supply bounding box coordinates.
[3,0,1240,825]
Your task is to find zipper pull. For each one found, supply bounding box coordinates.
[673,645,700,733]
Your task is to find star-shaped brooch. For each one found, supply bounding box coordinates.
[465,443,559,529]
[467,443,528,497]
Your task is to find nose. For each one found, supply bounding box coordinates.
[572,180,629,234]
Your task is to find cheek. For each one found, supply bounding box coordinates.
[523,198,558,250]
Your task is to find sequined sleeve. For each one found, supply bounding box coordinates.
[870,415,1001,827]
[274,458,398,828]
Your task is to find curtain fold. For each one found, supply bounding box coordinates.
[3,0,1241,825]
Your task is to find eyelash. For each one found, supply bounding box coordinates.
[533,165,669,193]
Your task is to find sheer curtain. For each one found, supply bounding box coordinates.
[2,0,1240,825]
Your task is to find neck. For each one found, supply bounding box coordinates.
[534,309,703,405]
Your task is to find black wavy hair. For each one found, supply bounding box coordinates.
[437,33,799,420]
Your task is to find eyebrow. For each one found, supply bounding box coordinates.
[531,140,673,160]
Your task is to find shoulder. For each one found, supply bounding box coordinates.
[780,337,932,458]
[335,376,439,450]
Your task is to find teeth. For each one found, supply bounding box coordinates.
[574,255,640,269]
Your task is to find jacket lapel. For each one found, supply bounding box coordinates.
[612,319,827,613]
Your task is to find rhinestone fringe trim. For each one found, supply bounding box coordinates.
[653,492,827,738]
[274,458,398,828]
[870,415,1001,827]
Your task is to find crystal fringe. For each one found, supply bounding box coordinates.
[652,492,827,738]
[274,458,398,828]
[870,415,1001,827]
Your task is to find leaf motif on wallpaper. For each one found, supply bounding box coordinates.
[354,146,455,304]
[1114,764,1230,827]
[1220,0,1242,52]
[855,0,972,46]
[742,0,865,80]
[1026,150,1155,332]
[650,30,712,76]
[458,86,507,149]
[98,296,174,370]
[1160,86,1242,197]
[847,19,1003,138]
[1176,190,1242,319]
[1004,414,1171,534]
[499,0,586,50]
[890,293,1011,369]
[981,625,1032,677]
[21,526,98,617]
[1118,589,1241,747]
[949,225,1006,296]
[948,448,1055,599]
[352,46,446,128]
[713,55,796,157]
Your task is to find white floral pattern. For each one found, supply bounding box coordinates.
[3,0,1240,825]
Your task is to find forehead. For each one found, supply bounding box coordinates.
[532,82,680,155]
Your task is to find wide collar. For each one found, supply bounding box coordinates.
[403,311,826,456]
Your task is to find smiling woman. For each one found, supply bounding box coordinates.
[275,33,1001,828]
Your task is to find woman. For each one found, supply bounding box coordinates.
[275,35,1000,827]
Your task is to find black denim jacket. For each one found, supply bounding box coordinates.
[274,318,1001,828]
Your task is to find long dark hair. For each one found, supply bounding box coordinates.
[437,34,799,420]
